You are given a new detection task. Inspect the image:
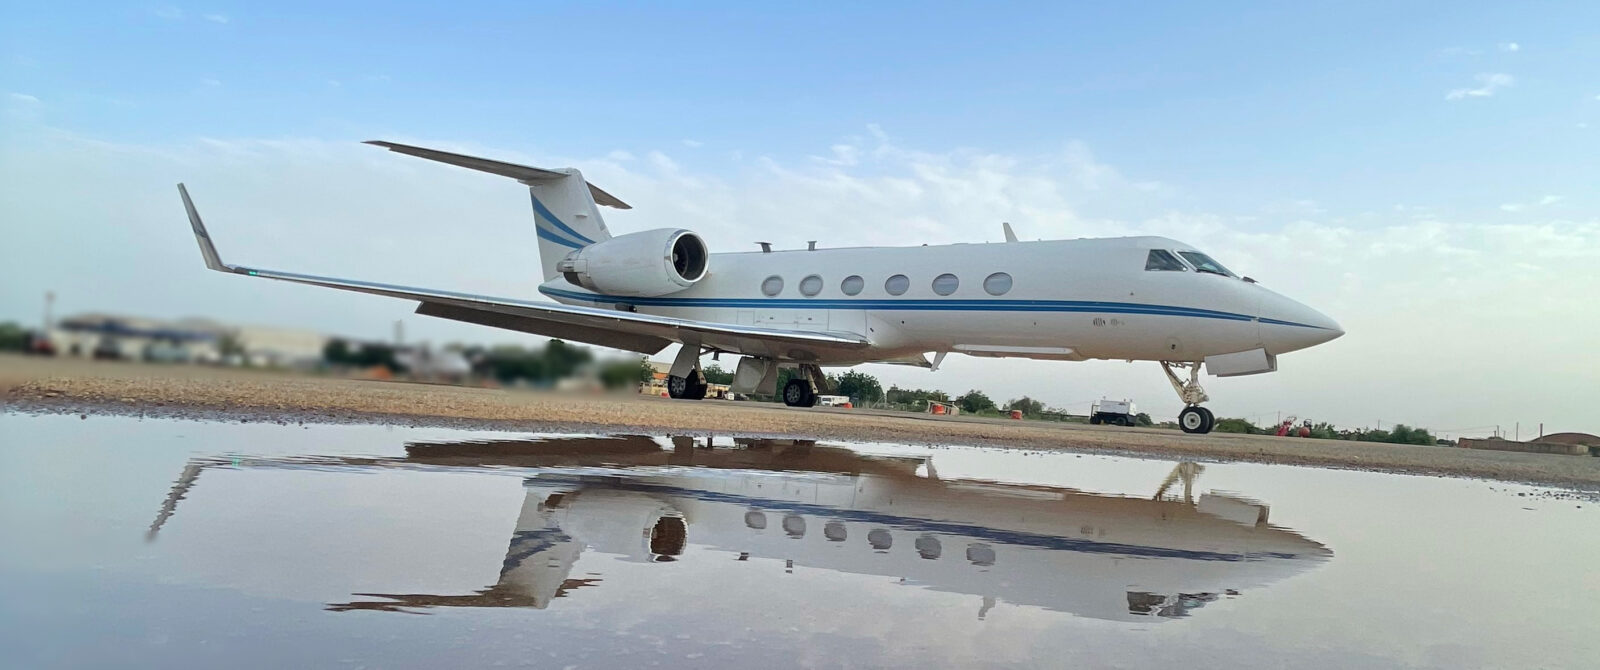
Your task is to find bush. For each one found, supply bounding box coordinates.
[1213,418,1260,434]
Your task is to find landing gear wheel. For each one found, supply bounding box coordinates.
[782,378,817,407]
[1179,406,1214,434]
[667,372,708,400]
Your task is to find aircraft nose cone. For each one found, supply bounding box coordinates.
[1258,293,1343,354]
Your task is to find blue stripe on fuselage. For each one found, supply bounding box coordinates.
[537,285,1308,325]
[526,474,1306,562]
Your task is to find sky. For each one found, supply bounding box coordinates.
[2,2,1597,435]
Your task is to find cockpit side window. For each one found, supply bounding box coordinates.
[1177,251,1236,277]
[1145,249,1187,272]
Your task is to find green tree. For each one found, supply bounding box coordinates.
[0,322,27,352]
[1213,417,1260,434]
[541,339,592,379]
[831,370,884,404]
[600,357,654,390]
[1005,396,1045,417]
[956,389,997,414]
[700,363,735,385]
[1134,412,1153,426]
[885,386,950,408]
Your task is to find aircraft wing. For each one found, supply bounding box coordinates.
[177,184,870,356]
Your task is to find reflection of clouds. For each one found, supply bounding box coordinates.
[868,529,893,551]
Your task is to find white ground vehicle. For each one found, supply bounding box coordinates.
[1090,399,1137,426]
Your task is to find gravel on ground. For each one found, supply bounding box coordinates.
[5,353,1597,489]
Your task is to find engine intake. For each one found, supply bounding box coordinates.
[557,228,708,297]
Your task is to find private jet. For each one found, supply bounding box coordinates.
[147,435,1332,621]
[177,141,1343,433]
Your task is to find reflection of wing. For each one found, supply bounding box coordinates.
[177,184,871,355]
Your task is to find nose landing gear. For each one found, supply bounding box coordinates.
[1162,361,1215,434]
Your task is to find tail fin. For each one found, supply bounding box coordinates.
[365,141,625,281]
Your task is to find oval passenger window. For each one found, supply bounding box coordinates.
[885,274,910,296]
[841,275,864,296]
[932,273,959,296]
[983,272,1013,296]
[761,275,784,296]
[799,274,823,297]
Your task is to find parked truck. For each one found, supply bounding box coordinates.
[1089,399,1137,426]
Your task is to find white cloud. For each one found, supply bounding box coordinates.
[1,127,1595,433]
[152,6,184,20]
[1498,42,1520,52]
[203,13,229,23]
[1446,73,1513,100]
[200,78,221,87]
[8,92,40,104]
[1501,195,1563,211]
[681,139,703,148]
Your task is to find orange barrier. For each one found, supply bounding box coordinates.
[1010,410,1023,420]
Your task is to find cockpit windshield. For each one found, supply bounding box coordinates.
[1145,249,1187,272]
[1177,251,1236,278]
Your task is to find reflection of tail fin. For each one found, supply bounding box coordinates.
[365,141,627,281]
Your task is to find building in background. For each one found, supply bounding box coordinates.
[48,312,331,369]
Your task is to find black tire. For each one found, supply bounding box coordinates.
[1197,406,1215,433]
[782,378,816,407]
[1118,416,1133,427]
[1179,406,1208,434]
[1089,414,1103,425]
[667,372,708,400]
[686,375,708,400]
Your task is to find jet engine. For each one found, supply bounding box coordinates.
[556,228,709,297]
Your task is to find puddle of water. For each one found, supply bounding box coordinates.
[1,413,1595,669]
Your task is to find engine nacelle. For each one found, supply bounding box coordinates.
[556,228,709,297]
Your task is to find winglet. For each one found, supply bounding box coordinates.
[1002,222,1018,243]
[177,183,235,272]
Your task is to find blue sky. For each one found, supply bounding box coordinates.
[3,2,1597,432]
[7,1,1598,215]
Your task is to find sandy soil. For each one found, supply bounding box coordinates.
[4,353,1598,489]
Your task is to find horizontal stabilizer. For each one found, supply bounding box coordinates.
[365,140,631,209]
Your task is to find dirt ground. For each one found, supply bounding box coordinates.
[4,353,1598,489]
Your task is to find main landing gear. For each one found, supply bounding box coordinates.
[666,369,708,400]
[1162,361,1215,434]
[781,363,828,408]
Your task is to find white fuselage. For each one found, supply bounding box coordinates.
[538,235,1342,365]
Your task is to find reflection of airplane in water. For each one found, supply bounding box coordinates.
[149,435,1331,622]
